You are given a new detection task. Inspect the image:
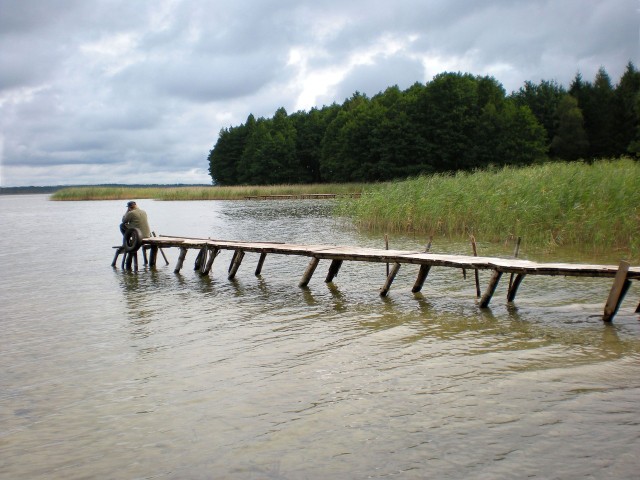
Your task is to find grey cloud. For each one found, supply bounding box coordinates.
[1,0,637,186]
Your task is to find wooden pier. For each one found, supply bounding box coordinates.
[112,235,640,322]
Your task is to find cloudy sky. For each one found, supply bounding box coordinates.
[0,0,637,187]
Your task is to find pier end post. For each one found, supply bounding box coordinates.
[603,261,631,322]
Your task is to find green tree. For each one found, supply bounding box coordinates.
[511,79,565,153]
[550,95,589,159]
[613,62,640,155]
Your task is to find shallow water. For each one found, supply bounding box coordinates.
[1,195,639,479]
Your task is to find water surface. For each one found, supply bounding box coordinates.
[1,195,639,479]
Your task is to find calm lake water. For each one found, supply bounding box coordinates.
[1,194,639,479]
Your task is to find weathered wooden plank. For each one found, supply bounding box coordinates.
[228,250,245,280]
[174,247,188,274]
[411,265,431,293]
[507,273,526,302]
[325,259,343,283]
[255,252,267,276]
[603,261,631,322]
[480,270,503,308]
[299,257,320,287]
[141,236,640,280]
[380,262,401,297]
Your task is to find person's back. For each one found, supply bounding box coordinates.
[121,201,151,238]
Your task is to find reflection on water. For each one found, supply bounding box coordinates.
[1,195,639,479]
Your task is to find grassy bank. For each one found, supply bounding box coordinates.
[50,183,369,201]
[337,158,640,255]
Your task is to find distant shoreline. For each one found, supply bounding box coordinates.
[0,184,211,196]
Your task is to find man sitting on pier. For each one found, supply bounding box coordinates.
[120,201,151,238]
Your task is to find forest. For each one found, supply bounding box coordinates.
[207,63,640,185]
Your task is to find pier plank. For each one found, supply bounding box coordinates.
[124,235,640,321]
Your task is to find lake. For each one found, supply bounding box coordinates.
[1,194,639,479]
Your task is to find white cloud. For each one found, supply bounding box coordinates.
[0,0,638,186]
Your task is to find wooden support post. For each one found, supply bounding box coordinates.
[471,235,480,297]
[507,273,526,302]
[603,261,631,322]
[508,237,522,292]
[479,270,503,308]
[149,246,158,268]
[194,247,207,271]
[299,257,320,287]
[325,259,343,283]
[142,246,148,266]
[385,234,389,277]
[255,252,267,276]
[228,250,245,279]
[380,262,401,297]
[411,265,431,293]
[228,250,239,273]
[125,251,134,270]
[132,252,138,271]
[112,247,124,267]
[174,247,188,273]
[152,232,169,265]
[203,248,218,275]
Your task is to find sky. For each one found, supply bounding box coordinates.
[0,0,638,187]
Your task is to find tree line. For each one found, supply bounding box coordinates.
[208,63,640,185]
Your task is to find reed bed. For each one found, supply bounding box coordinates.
[51,183,369,201]
[337,158,640,255]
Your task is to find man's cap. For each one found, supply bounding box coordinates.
[127,201,136,207]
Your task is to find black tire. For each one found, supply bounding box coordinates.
[123,228,143,253]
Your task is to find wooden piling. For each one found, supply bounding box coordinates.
[112,247,124,267]
[385,234,389,277]
[603,261,631,322]
[480,270,503,308]
[228,250,245,279]
[202,247,218,275]
[411,265,431,293]
[174,247,188,273]
[507,273,526,302]
[194,247,207,271]
[325,259,343,283]
[508,237,522,293]
[299,257,320,287]
[255,252,267,276]
[380,262,401,297]
[471,235,480,298]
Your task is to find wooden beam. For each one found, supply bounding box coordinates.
[507,273,526,302]
[380,262,401,297]
[203,247,219,275]
[480,270,503,308]
[174,247,188,273]
[299,257,320,287]
[411,265,431,293]
[228,250,245,279]
[325,259,343,283]
[255,252,267,276]
[603,261,631,322]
